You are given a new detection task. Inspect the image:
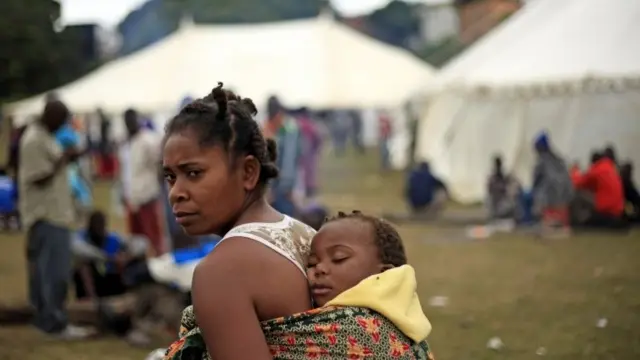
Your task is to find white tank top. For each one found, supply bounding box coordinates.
[219,215,316,276]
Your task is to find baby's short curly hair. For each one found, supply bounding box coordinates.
[324,211,407,267]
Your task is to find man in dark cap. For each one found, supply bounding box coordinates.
[532,132,573,237]
[19,100,93,339]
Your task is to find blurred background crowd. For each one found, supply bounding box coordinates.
[0,0,639,359]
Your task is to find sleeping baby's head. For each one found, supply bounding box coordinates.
[307,211,407,306]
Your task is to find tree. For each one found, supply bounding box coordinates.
[0,0,88,102]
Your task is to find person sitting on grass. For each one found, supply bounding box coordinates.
[531,132,573,237]
[72,210,199,343]
[620,163,640,224]
[574,148,626,229]
[73,211,131,302]
[405,161,447,218]
[166,211,434,359]
[486,155,521,222]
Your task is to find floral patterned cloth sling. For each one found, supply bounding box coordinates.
[165,305,434,360]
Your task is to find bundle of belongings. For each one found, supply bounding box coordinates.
[165,266,434,360]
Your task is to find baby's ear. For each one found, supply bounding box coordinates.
[379,263,394,272]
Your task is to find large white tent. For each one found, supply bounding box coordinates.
[7,13,434,126]
[415,0,640,203]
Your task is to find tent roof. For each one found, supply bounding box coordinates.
[414,0,640,203]
[431,0,640,90]
[8,14,434,124]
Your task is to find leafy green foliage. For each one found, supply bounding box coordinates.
[0,0,96,102]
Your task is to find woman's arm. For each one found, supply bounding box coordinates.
[192,240,273,360]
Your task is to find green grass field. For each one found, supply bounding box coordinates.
[1,144,639,359]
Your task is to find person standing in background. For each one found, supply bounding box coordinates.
[330,110,350,156]
[119,109,165,256]
[96,108,116,180]
[378,110,393,171]
[350,110,364,154]
[7,122,25,175]
[405,102,419,168]
[19,100,93,339]
[296,107,322,198]
[7,123,26,207]
[264,96,301,217]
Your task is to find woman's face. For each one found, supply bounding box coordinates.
[163,131,248,236]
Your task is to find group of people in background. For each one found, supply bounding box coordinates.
[483,132,639,236]
[0,91,358,344]
[400,131,640,237]
[7,86,637,352]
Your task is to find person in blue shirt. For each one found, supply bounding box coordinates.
[55,122,92,210]
[73,211,128,300]
[140,116,155,131]
[405,161,448,216]
[0,168,19,230]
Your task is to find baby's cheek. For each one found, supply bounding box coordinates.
[330,279,354,298]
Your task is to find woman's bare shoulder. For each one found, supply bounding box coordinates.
[195,237,311,319]
[190,240,277,360]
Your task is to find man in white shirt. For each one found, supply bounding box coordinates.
[19,100,93,339]
[119,109,165,256]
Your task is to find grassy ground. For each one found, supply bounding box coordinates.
[1,147,639,359]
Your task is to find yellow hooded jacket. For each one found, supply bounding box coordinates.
[325,265,431,343]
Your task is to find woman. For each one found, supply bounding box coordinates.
[162,83,316,359]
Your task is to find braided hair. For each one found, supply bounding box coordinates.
[324,211,407,267]
[164,82,279,186]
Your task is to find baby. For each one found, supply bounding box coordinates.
[304,210,433,358]
[307,210,407,306]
